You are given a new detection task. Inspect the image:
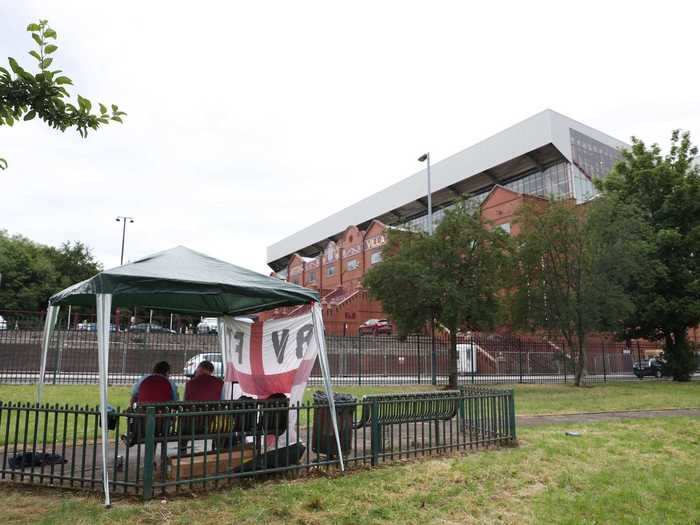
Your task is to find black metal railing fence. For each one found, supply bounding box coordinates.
[0,310,673,386]
[0,388,516,499]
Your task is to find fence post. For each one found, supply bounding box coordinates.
[358,332,362,386]
[563,343,568,384]
[121,344,127,376]
[636,341,643,380]
[508,389,517,441]
[430,320,437,386]
[370,398,380,466]
[601,339,607,383]
[52,331,63,385]
[416,335,421,384]
[518,340,524,384]
[142,407,156,501]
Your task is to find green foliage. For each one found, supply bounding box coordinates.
[363,204,508,386]
[0,230,102,311]
[0,19,126,170]
[507,198,650,385]
[596,131,700,380]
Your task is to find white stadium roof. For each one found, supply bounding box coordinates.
[267,109,628,269]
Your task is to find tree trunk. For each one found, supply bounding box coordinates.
[448,328,458,389]
[574,337,587,387]
[665,331,695,382]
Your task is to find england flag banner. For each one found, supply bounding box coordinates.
[217,310,321,442]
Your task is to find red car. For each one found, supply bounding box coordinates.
[359,319,392,336]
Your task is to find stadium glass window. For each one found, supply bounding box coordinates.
[346,259,359,271]
[327,265,336,276]
[370,251,383,265]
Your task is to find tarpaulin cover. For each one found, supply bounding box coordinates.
[48,246,318,315]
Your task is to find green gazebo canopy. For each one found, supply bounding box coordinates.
[49,245,318,315]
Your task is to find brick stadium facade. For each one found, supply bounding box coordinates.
[266,110,631,336]
[266,186,551,335]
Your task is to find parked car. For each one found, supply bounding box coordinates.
[77,321,117,332]
[633,357,668,378]
[0,315,7,330]
[183,352,224,377]
[77,321,96,332]
[359,319,392,336]
[197,317,219,335]
[128,322,176,334]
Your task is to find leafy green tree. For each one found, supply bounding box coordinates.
[0,231,102,311]
[507,197,650,385]
[363,204,508,387]
[597,131,700,381]
[0,19,126,170]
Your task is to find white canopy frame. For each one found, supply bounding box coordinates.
[35,296,343,507]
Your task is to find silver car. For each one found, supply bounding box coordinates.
[183,352,224,377]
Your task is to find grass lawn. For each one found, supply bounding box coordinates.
[0,381,698,415]
[1,416,698,524]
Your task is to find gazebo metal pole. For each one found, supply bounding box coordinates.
[312,303,344,471]
[36,304,60,403]
[96,293,113,507]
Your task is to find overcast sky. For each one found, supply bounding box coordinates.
[1,1,699,273]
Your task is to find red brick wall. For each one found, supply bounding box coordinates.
[322,241,340,290]
[363,220,387,270]
[340,226,364,290]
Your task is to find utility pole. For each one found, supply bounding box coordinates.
[115,216,135,265]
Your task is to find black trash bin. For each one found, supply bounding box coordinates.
[99,405,119,430]
[311,391,356,457]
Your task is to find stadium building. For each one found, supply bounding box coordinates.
[266,110,628,333]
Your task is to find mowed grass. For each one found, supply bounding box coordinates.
[1,381,698,415]
[1,416,698,524]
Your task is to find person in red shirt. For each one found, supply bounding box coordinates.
[130,361,179,406]
[180,360,224,455]
[184,360,224,401]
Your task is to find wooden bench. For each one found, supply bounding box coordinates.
[122,397,290,449]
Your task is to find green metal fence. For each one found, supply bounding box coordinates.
[0,388,516,500]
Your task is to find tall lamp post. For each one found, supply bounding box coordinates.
[418,152,437,384]
[115,216,134,333]
[418,153,432,235]
[115,216,134,266]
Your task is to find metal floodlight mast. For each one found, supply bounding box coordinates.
[418,152,437,384]
[418,153,432,235]
[115,216,135,266]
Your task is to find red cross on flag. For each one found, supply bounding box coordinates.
[219,310,319,405]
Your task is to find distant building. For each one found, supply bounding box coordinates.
[267,110,628,333]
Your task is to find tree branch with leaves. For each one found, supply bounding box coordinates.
[0,19,126,170]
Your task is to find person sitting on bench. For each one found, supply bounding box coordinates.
[130,361,179,406]
[178,360,225,455]
[184,360,223,401]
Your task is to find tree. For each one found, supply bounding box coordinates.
[507,197,649,385]
[363,204,508,387]
[596,131,700,381]
[0,19,126,170]
[0,231,102,311]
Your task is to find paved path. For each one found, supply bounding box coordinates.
[517,407,700,427]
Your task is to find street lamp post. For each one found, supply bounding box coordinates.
[418,153,432,235]
[115,216,134,334]
[115,216,134,266]
[418,152,437,384]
